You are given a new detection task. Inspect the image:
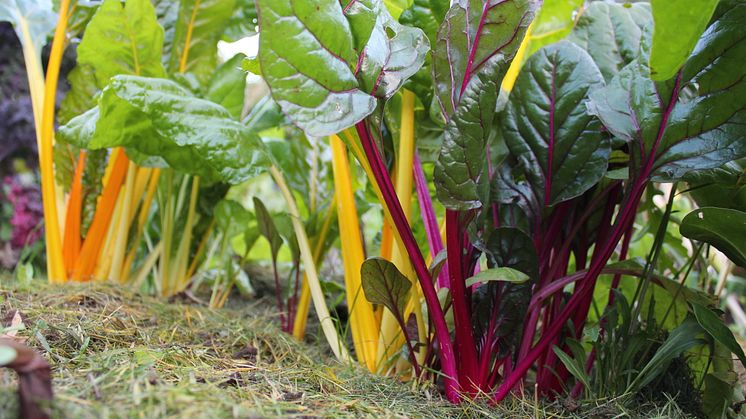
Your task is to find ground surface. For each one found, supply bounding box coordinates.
[0,280,691,418]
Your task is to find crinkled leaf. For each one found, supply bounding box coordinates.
[684,162,746,211]
[58,64,98,125]
[567,1,651,82]
[252,197,283,262]
[354,1,429,99]
[361,257,412,318]
[0,0,56,54]
[681,207,746,268]
[166,0,236,85]
[434,56,505,210]
[465,267,528,288]
[432,0,534,118]
[223,0,257,41]
[649,0,719,81]
[257,0,375,137]
[691,302,746,367]
[58,76,270,184]
[588,5,746,182]
[77,0,166,87]
[206,53,247,119]
[503,41,607,206]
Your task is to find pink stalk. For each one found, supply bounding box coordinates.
[355,122,461,402]
[413,153,449,288]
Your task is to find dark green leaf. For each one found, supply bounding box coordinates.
[399,0,449,47]
[649,0,719,81]
[503,41,608,206]
[567,2,651,82]
[680,207,746,268]
[252,197,283,262]
[257,0,375,137]
[434,56,505,210]
[692,302,746,367]
[58,76,270,184]
[77,0,166,87]
[361,257,412,319]
[588,5,746,182]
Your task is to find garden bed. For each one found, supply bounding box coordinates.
[0,279,692,418]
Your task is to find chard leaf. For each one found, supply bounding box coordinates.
[361,257,412,319]
[352,0,429,99]
[588,5,746,182]
[166,0,236,84]
[503,41,608,206]
[257,0,375,137]
[649,0,719,82]
[0,0,56,54]
[214,199,253,239]
[205,53,247,120]
[58,64,98,125]
[680,207,746,268]
[77,0,166,87]
[523,0,583,58]
[399,0,449,47]
[567,1,651,82]
[252,197,284,262]
[434,56,504,210]
[432,0,534,119]
[484,227,538,281]
[223,0,258,41]
[58,76,270,184]
[465,267,528,288]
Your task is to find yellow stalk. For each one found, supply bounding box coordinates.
[120,169,161,281]
[185,219,215,282]
[292,195,336,340]
[172,177,200,293]
[270,165,350,361]
[375,90,420,368]
[501,23,533,93]
[93,189,126,280]
[38,0,72,283]
[109,161,138,282]
[331,135,379,371]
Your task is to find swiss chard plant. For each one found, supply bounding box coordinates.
[255,0,746,409]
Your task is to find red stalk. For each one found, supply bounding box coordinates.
[413,153,449,288]
[355,122,460,402]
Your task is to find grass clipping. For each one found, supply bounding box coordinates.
[0,280,692,418]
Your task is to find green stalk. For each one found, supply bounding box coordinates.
[269,165,350,361]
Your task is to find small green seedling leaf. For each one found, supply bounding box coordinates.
[361,257,412,318]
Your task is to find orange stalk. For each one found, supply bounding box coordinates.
[71,149,130,281]
[62,151,87,278]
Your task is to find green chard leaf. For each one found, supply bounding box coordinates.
[76,0,166,87]
[0,0,56,55]
[502,41,608,207]
[680,207,746,268]
[58,76,270,184]
[252,197,284,262]
[691,302,746,367]
[523,0,583,58]
[257,0,375,137]
[206,53,247,120]
[166,0,236,85]
[567,1,651,82]
[361,257,412,320]
[434,56,505,210]
[649,0,719,82]
[587,4,746,182]
[399,0,449,47]
[430,0,536,211]
[465,267,529,288]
